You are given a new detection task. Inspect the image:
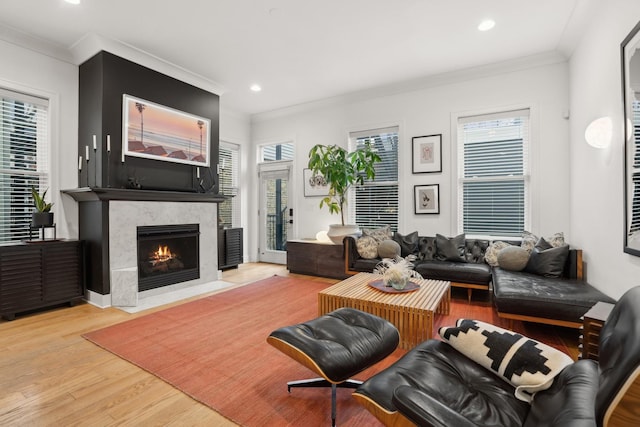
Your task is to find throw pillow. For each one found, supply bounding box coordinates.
[485,241,511,267]
[521,231,538,253]
[435,233,466,263]
[392,231,419,257]
[362,225,392,243]
[356,235,378,259]
[524,237,570,277]
[417,236,436,261]
[497,246,530,271]
[521,231,565,253]
[377,239,401,259]
[439,319,573,402]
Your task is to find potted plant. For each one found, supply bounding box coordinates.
[308,141,381,243]
[30,187,54,227]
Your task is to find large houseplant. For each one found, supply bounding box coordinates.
[30,187,54,227]
[307,141,381,243]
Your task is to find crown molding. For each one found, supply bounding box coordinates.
[69,33,225,95]
[251,51,568,123]
[0,23,74,63]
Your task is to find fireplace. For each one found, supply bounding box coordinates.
[137,224,200,292]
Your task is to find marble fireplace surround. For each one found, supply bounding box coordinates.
[107,200,221,308]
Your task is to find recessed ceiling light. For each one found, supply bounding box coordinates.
[478,19,495,32]
[65,0,81,4]
[250,84,262,92]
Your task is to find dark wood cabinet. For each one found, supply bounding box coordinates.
[579,301,615,361]
[0,240,84,320]
[286,239,348,280]
[218,228,243,270]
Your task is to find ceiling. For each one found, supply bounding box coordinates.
[0,0,595,116]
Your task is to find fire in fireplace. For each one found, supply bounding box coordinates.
[137,224,200,292]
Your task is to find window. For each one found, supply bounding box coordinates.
[260,142,294,162]
[457,109,529,237]
[0,88,49,243]
[218,142,240,228]
[629,100,640,235]
[348,126,399,231]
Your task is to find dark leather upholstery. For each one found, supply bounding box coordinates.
[596,286,640,426]
[415,260,492,285]
[345,235,492,286]
[355,339,530,426]
[355,286,640,427]
[493,268,615,323]
[268,307,399,382]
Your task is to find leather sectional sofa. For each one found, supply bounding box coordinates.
[343,234,615,328]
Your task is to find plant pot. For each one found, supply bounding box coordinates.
[327,224,361,244]
[31,212,54,228]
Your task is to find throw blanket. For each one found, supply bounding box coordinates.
[439,319,573,402]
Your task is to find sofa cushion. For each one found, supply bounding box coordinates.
[492,268,616,323]
[377,239,401,258]
[521,231,565,253]
[415,260,491,285]
[440,319,574,402]
[465,239,489,264]
[435,233,466,262]
[524,238,569,277]
[356,236,379,259]
[485,241,512,267]
[417,236,436,261]
[393,231,419,257]
[498,246,529,271]
[362,225,392,243]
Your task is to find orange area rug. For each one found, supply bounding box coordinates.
[83,275,572,426]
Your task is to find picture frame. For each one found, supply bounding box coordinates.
[412,134,442,174]
[122,94,210,167]
[414,184,440,214]
[303,168,330,197]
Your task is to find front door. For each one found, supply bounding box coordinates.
[258,161,292,264]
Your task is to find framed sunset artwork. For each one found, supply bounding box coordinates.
[122,94,210,166]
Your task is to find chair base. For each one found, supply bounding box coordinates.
[287,378,363,427]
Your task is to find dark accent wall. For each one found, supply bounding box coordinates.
[78,50,219,193]
[77,51,221,295]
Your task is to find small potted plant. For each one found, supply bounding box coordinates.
[307,141,381,243]
[31,187,54,227]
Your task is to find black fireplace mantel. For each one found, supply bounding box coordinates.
[62,187,226,203]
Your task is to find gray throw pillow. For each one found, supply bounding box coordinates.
[485,241,511,267]
[392,231,419,257]
[498,246,530,271]
[435,233,467,263]
[524,237,569,277]
[377,239,401,258]
[356,235,378,259]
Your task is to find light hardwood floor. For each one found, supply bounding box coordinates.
[0,263,334,427]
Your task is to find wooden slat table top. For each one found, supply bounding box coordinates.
[318,272,450,312]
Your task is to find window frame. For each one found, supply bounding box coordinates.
[453,107,532,240]
[347,125,400,232]
[0,86,51,243]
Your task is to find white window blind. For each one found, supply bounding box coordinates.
[0,88,49,242]
[348,126,399,231]
[629,100,640,235]
[218,142,240,228]
[457,109,529,237]
[261,142,294,162]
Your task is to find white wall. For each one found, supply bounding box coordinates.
[569,0,640,299]
[0,39,79,238]
[251,59,571,263]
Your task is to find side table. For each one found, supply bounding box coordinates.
[286,239,349,280]
[579,301,615,360]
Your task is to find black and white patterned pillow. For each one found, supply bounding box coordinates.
[439,319,573,402]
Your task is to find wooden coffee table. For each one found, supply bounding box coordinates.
[318,273,451,349]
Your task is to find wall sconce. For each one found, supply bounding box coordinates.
[585,116,613,148]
